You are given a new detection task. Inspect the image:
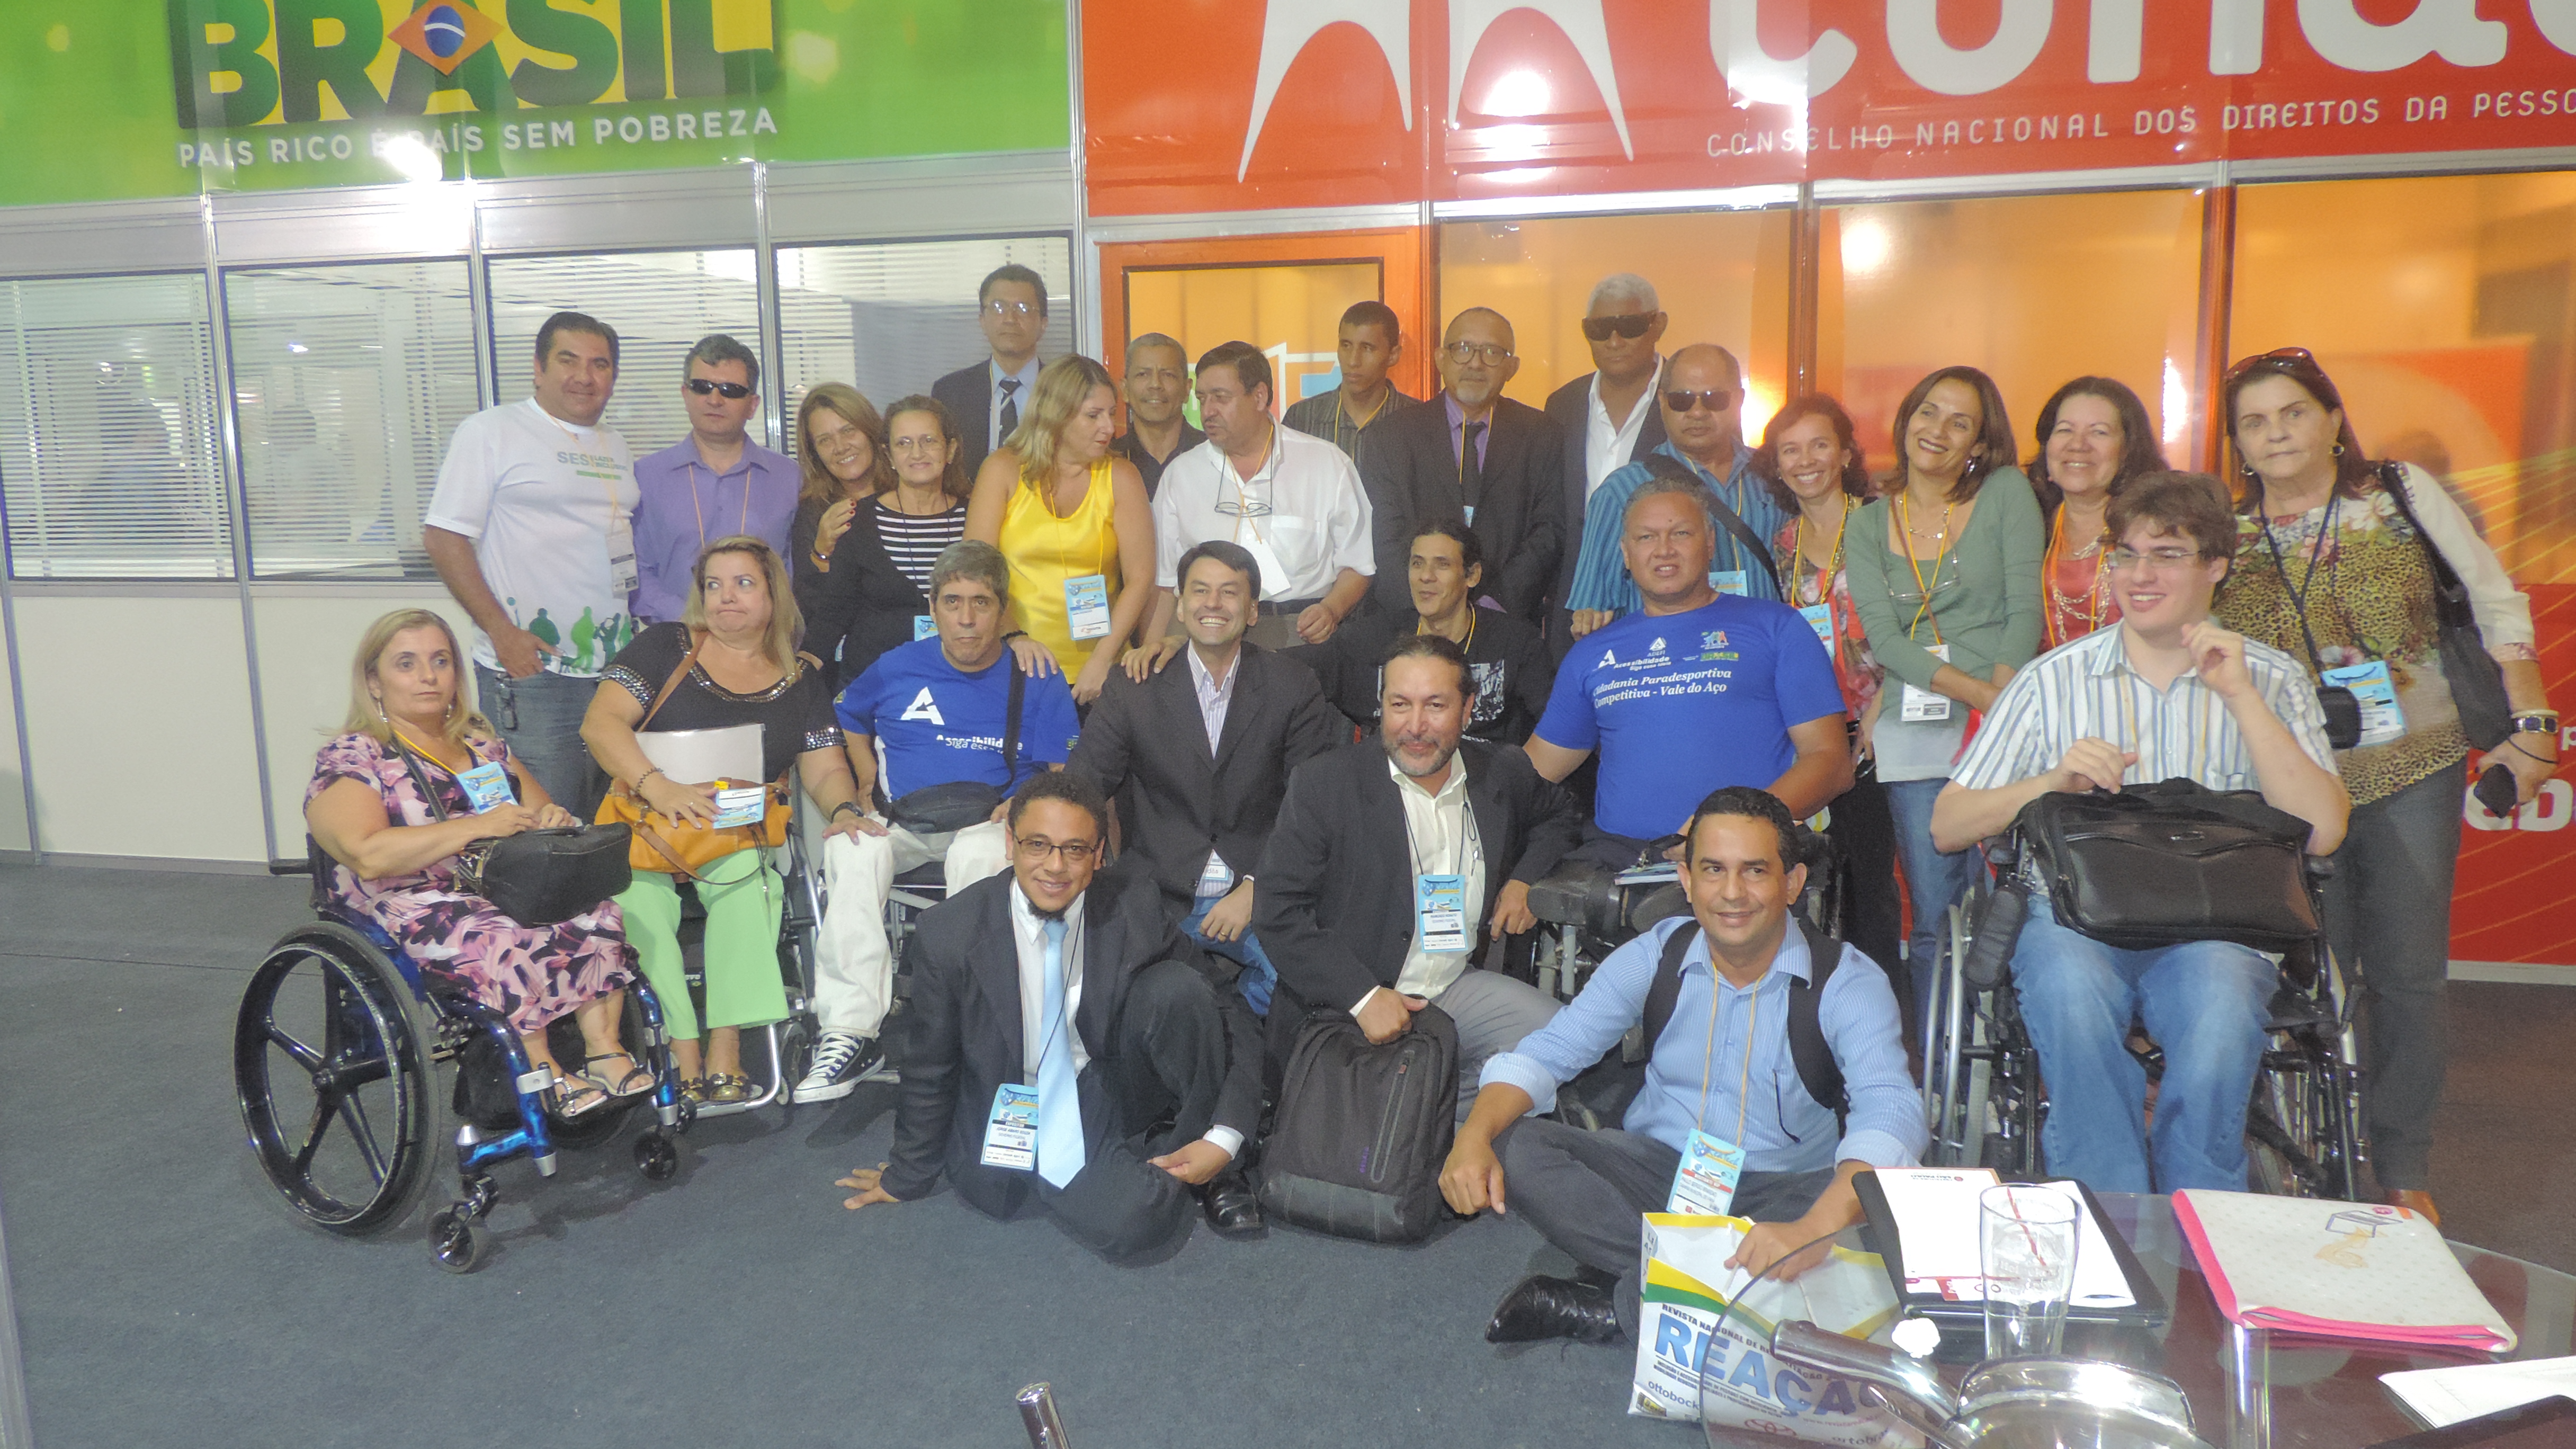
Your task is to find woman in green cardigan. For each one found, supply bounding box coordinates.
[1845,365,2045,1030]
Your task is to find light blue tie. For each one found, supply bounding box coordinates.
[1034,916,1086,1188]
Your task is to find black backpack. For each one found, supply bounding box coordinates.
[1641,918,1849,1124]
[1257,1004,1461,1244]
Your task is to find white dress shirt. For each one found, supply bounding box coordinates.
[1007,880,1244,1160]
[1353,753,1486,1012]
[1186,645,1240,897]
[1584,362,1659,499]
[1155,423,1375,602]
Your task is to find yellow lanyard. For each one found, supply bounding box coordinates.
[1420,608,1477,652]
[1335,387,1385,444]
[1045,467,1113,579]
[1695,956,1759,1147]
[389,726,468,777]
[1794,499,1852,607]
[1894,491,1955,646]
[685,460,753,551]
[1227,427,1279,546]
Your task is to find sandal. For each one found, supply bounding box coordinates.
[553,1073,612,1120]
[700,1072,752,1105]
[584,1052,654,1097]
[678,1077,709,1107]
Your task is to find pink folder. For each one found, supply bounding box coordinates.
[2175,1189,2514,1353]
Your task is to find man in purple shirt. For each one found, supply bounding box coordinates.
[629,334,799,623]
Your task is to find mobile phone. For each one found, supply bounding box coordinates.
[2369,1394,2576,1448]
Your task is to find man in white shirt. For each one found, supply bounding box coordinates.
[1544,274,1669,652]
[1142,341,1374,654]
[931,264,1050,481]
[423,310,633,818]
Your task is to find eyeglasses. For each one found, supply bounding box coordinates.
[1663,389,1736,414]
[2106,546,2206,573]
[686,378,752,399]
[1580,313,1658,342]
[1013,836,1098,865]
[888,435,947,453]
[1213,496,1273,518]
[1443,341,1514,366]
[983,299,1042,319]
[2222,347,2318,386]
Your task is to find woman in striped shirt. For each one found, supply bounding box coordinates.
[794,388,973,687]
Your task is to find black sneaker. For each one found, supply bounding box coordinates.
[791,1032,885,1103]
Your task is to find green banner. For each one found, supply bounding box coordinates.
[0,1,1068,206]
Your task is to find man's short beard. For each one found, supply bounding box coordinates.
[1383,732,1459,779]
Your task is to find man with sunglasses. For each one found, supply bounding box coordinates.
[1563,344,1782,636]
[1930,472,2349,1195]
[629,334,797,623]
[931,263,1051,480]
[1363,308,1568,624]
[836,771,1265,1259]
[1544,275,1670,652]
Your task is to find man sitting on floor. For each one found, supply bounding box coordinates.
[1929,471,2348,1195]
[1441,787,1922,1346]
[800,540,1079,1102]
[837,771,1264,1257]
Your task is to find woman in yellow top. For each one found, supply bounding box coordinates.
[966,354,1156,704]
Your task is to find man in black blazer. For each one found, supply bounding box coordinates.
[929,263,1049,481]
[1542,273,1669,653]
[1363,308,1567,625]
[838,772,1264,1259]
[1256,634,1582,1118]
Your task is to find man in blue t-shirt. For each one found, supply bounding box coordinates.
[800,540,1080,1102]
[1525,477,1852,865]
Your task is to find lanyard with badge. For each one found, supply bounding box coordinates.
[2260,494,2403,746]
[684,460,754,556]
[1222,428,1293,601]
[1404,787,1482,955]
[1792,499,1851,654]
[1667,951,1753,1216]
[1054,482,1115,641]
[394,729,515,814]
[983,917,1074,1170]
[1894,493,1957,723]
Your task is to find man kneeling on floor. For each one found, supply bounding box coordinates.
[837,772,1265,1257]
[800,540,1080,1102]
[1440,787,1924,1345]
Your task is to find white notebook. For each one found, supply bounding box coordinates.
[2382,1357,2576,1428]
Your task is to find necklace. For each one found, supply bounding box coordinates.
[1793,498,1851,607]
[2044,508,2110,647]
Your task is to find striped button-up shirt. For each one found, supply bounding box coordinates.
[1949,623,2338,794]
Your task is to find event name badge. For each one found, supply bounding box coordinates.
[1709,569,1749,597]
[1064,574,1112,640]
[1415,873,1468,953]
[914,615,938,641]
[455,761,515,815]
[1665,1130,1745,1217]
[711,783,768,828]
[1198,852,1236,893]
[606,515,640,595]
[1901,642,1954,722]
[1797,602,1835,651]
[2321,660,2407,746]
[980,1083,1040,1170]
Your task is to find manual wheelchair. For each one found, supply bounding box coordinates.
[1526,827,1847,1005]
[235,842,685,1272]
[1919,833,2366,1198]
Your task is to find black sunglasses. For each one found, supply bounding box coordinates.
[1581,313,1658,342]
[2222,346,2318,387]
[1663,389,1735,414]
[686,378,753,399]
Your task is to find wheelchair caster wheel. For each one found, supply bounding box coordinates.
[673,1095,697,1133]
[634,1132,677,1180]
[428,1208,487,1274]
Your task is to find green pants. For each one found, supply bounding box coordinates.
[618,848,788,1041]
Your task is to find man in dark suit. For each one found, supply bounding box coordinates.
[930,263,1050,481]
[1542,274,1669,653]
[1362,308,1567,625]
[1256,634,1582,1119]
[837,771,1264,1259]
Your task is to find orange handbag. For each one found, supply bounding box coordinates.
[594,636,794,881]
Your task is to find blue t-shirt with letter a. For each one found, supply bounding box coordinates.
[835,639,1080,798]
[1534,596,1846,840]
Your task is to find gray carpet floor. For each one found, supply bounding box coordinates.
[1,861,2569,1449]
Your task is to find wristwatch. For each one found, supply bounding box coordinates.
[829,800,862,819]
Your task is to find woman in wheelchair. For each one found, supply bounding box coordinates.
[305,609,642,1120]
[584,535,866,1107]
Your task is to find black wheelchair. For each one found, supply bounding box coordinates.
[670,808,833,1120]
[1919,833,2366,1198]
[235,842,685,1272]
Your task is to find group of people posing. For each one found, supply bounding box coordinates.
[301,262,2554,1353]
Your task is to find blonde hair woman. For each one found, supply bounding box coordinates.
[582,537,869,1104]
[792,383,895,577]
[305,609,640,1119]
[965,354,1156,703]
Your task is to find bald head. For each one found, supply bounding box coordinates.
[1662,344,1746,465]
[1668,344,1742,389]
[1440,307,1520,413]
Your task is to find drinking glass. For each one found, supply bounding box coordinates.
[1980,1183,2081,1359]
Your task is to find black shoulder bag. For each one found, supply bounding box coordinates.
[1641,452,1784,599]
[2375,461,2513,749]
[1641,918,1848,1124]
[883,664,1025,834]
[2015,779,2318,952]
[395,744,631,926]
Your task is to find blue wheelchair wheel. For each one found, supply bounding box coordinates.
[235,924,445,1235]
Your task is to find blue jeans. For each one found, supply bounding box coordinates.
[2011,894,2276,1193]
[1885,776,1983,1022]
[1182,892,1278,1017]
[474,664,604,821]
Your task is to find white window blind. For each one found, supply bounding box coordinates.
[775,237,1071,450]
[487,251,765,457]
[0,274,230,580]
[229,262,478,580]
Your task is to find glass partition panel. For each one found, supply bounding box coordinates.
[1439,210,1793,431]
[486,251,764,457]
[775,236,1072,442]
[0,274,230,580]
[228,261,478,580]
[2232,172,2576,583]
[1822,191,2203,473]
[1123,261,1383,421]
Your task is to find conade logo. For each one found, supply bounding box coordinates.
[166,0,781,130]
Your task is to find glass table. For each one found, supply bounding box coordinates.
[1696,1193,2575,1448]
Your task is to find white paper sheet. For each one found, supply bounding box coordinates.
[2381,1357,2576,1428]
[1873,1168,2135,1308]
[638,724,763,785]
